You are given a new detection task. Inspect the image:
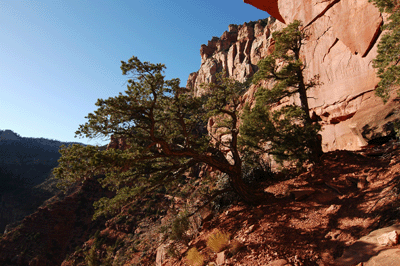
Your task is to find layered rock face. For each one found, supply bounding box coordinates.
[188,0,400,152]
[186,17,278,96]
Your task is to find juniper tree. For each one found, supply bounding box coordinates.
[240,20,322,166]
[53,57,269,218]
[369,0,400,102]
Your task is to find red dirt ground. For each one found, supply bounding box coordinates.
[163,142,400,266]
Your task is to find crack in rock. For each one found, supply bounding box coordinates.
[322,38,339,62]
[313,25,332,59]
[305,0,341,28]
[362,17,383,57]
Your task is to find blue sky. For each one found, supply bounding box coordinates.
[0,0,269,146]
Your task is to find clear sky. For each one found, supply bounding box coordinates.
[0,0,269,146]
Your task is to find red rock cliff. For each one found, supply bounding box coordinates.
[188,0,399,152]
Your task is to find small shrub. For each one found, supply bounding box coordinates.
[166,244,180,258]
[186,247,204,266]
[206,229,230,253]
[162,211,190,243]
[85,245,100,266]
[394,120,400,140]
[11,230,21,241]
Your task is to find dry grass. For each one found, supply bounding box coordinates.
[206,229,230,253]
[186,247,204,266]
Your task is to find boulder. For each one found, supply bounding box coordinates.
[335,224,400,265]
[216,251,226,265]
[376,230,399,246]
[267,259,290,266]
[156,244,167,266]
[363,249,400,266]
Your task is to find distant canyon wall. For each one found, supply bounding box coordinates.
[187,0,400,152]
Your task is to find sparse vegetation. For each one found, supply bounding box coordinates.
[394,120,400,140]
[161,211,191,244]
[206,229,230,253]
[84,245,101,266]
[166,244,180,258]
[186,247,205,266]
[369,0,400,102]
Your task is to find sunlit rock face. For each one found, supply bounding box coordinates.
[187,0,398,152]
[186,17,278,97]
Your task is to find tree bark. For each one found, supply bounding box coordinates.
[228,172,268,205]
[296,69,323,162]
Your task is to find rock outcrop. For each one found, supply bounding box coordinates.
[186,17,277,96]
[335,224,400,265]
[243,0,285,23]
[188,0,400,152]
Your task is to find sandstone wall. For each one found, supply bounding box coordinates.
[187,0,400,152]
[186,17,279,96]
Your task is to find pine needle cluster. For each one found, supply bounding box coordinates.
[369,0,400,102]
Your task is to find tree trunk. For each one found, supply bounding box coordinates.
[297,70,323,162]
[228,173,267,205]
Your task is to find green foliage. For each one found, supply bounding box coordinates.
[252,20,317,89]
[54,55,264,217]
[166,244,180,258]
[206,229,230,253]
[240,20,322,167]
[369,0,400,102]
[160,211,190,244]
[186,247,204,266]
[82,232,116,266]
[170,212,190,241]
[252,20,320,105]
[83,245,114,266]
[369,0,399,13]
[240,104,320,166]
[394,120,400,139]
[84,245,101,266]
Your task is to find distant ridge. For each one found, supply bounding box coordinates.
[0,129,85,147]
[0,129,87,234]
[0,129,21,141]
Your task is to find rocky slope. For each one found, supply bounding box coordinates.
[0,130,85,233]
[159,143,400,266]
[1,139,399,265]
[188,0,400,152]
[0,177,112,266]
